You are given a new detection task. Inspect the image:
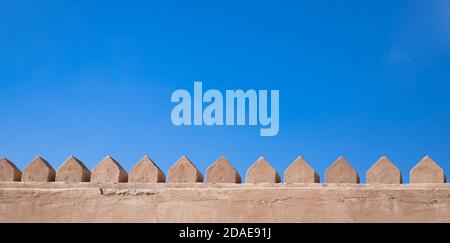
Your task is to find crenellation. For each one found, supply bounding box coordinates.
[1,154,449,222]
[91,156,128,183]
[21,156,55,182]
[167,156,203,183]
[0,155,447,185]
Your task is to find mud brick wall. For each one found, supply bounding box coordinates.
[0,155,449,222]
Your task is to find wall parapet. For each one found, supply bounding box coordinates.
[1,155,449,222]
[0,155,447,184]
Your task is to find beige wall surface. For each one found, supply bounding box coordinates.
[1,182,450,223]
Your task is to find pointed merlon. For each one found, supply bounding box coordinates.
[0,157,22,181]
[325,156,360,183]
[366,156,402,184]
[246,157,280,183]
[410,156,446,183]
[91,156,128,183]
[129,156,165,183]
[55,156,91,182]
[21,156,56,182]
[167,156,203,183]
[206,156,241,183]
[284,156,320,183]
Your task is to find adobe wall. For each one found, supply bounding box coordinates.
[0,155,449,222]
[1,183,450,222]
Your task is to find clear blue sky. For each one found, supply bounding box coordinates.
[1,0,450,182]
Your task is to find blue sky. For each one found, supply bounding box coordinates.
[1,0,450,182]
